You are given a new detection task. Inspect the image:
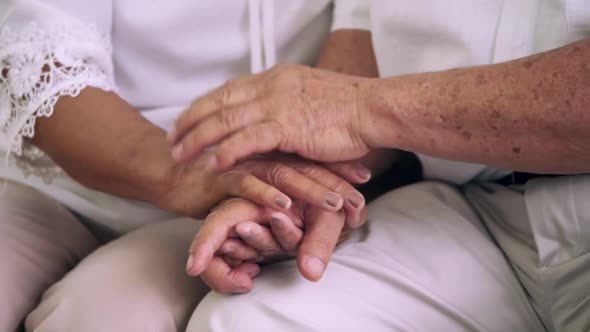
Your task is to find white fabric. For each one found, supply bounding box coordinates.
[0,180,99,332]
[187,182,545,332]
[0,182,207,332]
[26,217,209,332]
[465,178,590,332]
[524,175,590,267]
[0,1,115,181]
[331,0,371,31]
[0,0,333,232]
[369,0,590,184]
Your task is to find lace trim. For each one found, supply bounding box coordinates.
[0,21,115,182]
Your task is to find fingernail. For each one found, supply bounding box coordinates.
[239,225,254,238]
[356,166,372,181]
[186,254,195,272]
[172,144,184,161]
[235,287,250,294]
[221,243,233,254]
[270,216,283,228]
[166,129,176,143]
[304,257,325,280]
[275,195,291,209]
[324,192,343,208]
[248,268,260,279]
[347,192,365,209]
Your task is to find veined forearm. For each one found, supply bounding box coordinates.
[366,38,590,174]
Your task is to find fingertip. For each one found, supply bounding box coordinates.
[220,241,235,254]
[243,263,261,279]
[232,263,260,293]
[298,256,326,282]
[274,194,292,210]
[185,254,195,275]
[269,211,297,230]
[235,223,254,238]
[324,192,344,211]
[186,253,205,276]
[269,215,284,229]
[355,164,372,183]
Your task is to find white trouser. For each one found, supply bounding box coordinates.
[189,180,587,332]
[3,180,587,331]
[0,181,208,332]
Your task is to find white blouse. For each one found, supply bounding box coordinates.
[0,0,368,233]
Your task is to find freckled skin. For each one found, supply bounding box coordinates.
[363,38,590,173]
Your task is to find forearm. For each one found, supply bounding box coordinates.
[315,29,400,177]
[365,38,590,174]
[32,88,214,211]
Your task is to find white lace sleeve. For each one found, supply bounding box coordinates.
[0,20,116,182]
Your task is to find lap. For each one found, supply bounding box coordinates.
[0,180,99,332]
[26,217,209,332]
[466,177,590,332]
[188,182,543,332]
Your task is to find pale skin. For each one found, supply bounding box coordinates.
[186,29,389,293]
[173,37,590,292]
[24,29,382,292]
[31,89,368,218]
[28,89,366,292]
[171,38,590,174]
[187,197,351,293]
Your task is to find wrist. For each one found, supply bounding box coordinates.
[356,78,396,149]
[153,153,224,218]
[122,129,183,206]
[358,76,419,151]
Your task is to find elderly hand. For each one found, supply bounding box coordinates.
[161,152,369,228]
[187,197,354,294]
[169,64,377,171]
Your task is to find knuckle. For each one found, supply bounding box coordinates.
[267,121,288,149]
[218,109,239,130]
[219,81,233,104]
[209,196,243,216]
[267,164,294,188]
[331,178,350,195]
[272,63,294,74]
[272,64,302,87]
[294,163,320,178]
[236,174,255,194]
[242,124,266,144]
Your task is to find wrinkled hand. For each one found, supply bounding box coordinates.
[187,197,356,294]
[161,152,369,228]
[169,64,375,171]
